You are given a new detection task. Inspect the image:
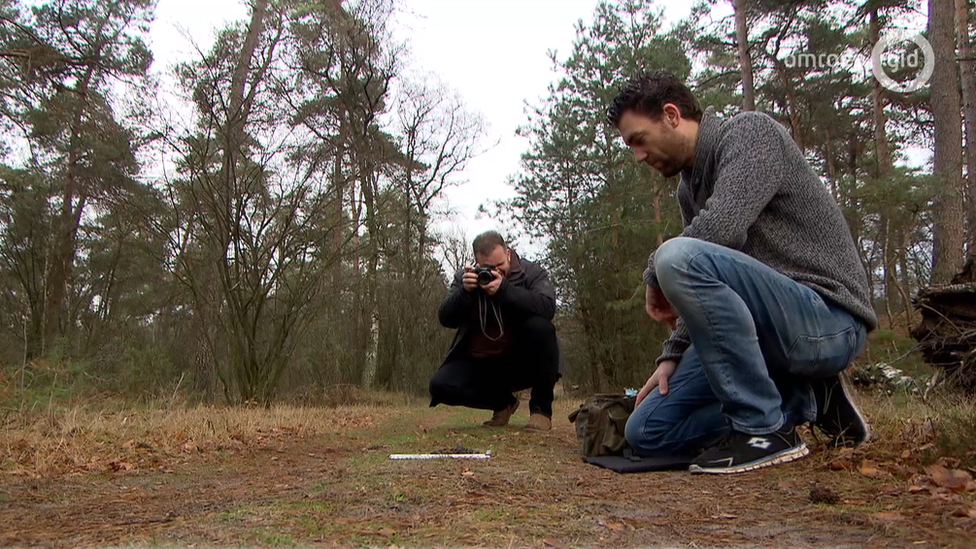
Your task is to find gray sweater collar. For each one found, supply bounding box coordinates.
[688,106,721,189]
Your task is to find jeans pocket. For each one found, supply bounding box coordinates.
[786,326,856,378]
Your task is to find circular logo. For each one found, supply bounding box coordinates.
[871,32,935,93]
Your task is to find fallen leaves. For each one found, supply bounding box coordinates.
[543,538,571,549]
[598,518,632,532]
[353,527,397,538]
[828,457,853,471]
[108,460,134,472]
[3,469,39,479]
[906,465,976,498]
[951,507,976,519]
[858,460,884,478]
[870,511,905,523]
[923,465,974,492]
[899,418,939,445]
[777,479,799,490]
[121,440,154,454]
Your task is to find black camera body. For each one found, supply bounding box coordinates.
[473,266,495,285]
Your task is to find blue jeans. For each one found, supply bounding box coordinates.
[625,237,867,457]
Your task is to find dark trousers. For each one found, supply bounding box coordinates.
[429,316,560,417]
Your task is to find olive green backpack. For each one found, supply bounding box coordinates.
[567,393,637,457]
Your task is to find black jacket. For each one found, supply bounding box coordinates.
[437,250,562,369]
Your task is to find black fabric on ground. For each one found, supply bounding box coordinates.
[582,453,692,473]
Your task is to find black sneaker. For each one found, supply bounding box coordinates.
[811,371,871,446]
[689,423,809,474]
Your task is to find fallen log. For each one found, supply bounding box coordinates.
[910,260,976,393]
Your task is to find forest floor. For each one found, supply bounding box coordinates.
[1,387,975,548]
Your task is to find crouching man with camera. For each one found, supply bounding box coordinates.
[429,230,561,432]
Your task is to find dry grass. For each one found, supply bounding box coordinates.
[0,390,420,477]
[1,390,974,548]
[863,392,976,467]
[4,388,972,478]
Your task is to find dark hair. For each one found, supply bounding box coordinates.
[472,230,506,257]
[607,71,703,127]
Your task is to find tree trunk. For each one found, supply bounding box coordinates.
[578,303,605,392]
[930,0,967,284]
[870,9,892,178]
[349,176,364,384]
[898,241,914,328]
[220,0,269,402]
[881,215,895,326]
[734,0,755,111]
[956,0,976,256]
[871,8,899,319]
[363,172,380,388]
[775,61,803,148]
[330,135,346,288]
[825,127,838,199]
[43,63,96,353]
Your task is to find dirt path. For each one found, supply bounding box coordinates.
[1,400,973,548]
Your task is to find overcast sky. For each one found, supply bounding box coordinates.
[149,0,694,254]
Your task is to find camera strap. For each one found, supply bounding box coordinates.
[478,293,505,341]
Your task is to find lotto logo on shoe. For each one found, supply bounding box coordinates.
[747,437,772,450]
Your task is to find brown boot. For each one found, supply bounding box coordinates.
[524,413,552,432]
[483,400,519,427]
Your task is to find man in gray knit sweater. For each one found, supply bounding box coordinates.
[609,72,878,474]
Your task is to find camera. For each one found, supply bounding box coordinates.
[473,266,495,285]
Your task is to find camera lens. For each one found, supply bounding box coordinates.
[477,269,493,285]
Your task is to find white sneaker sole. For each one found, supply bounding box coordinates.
[835,371,871,445]
[688,443,810,474]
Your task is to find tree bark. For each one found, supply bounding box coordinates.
[897,237,914,328]
[825,127,838,199]
[219,0,268,401]
[734,0,755,111]
[870,9,892,178]
[871,8,899,319]
[956,0,976,256]
[43,59,97,353]
[930,0,967,284]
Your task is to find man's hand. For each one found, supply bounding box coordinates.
[481,270,503,296]
[635,359,678,406]
[462,266,479,292]
[646,284,677,327]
